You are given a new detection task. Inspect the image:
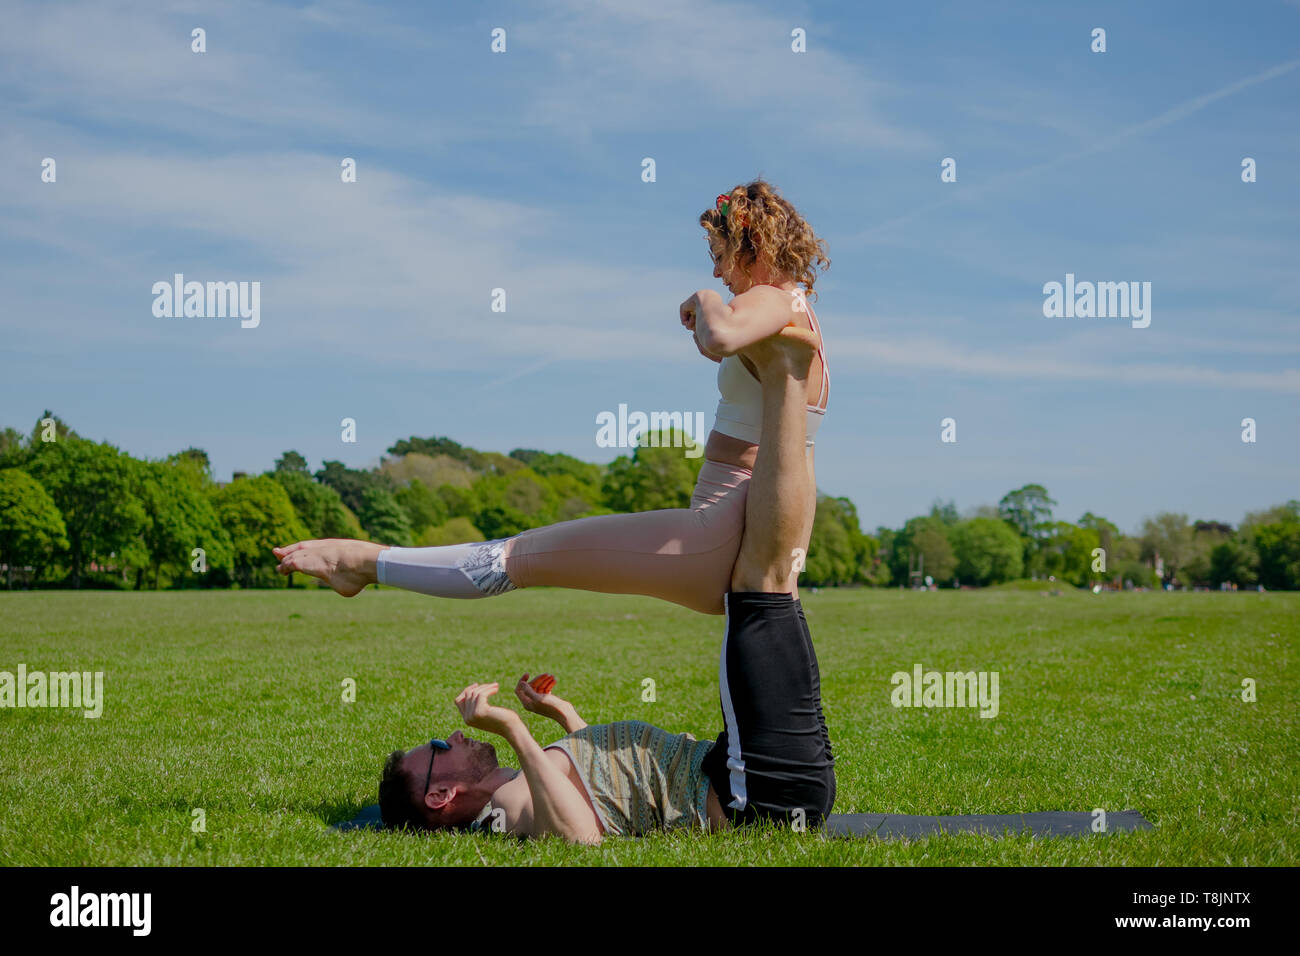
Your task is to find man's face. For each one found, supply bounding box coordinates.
[407,729,500,812]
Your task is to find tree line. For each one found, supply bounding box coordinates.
[1,411,1296,591]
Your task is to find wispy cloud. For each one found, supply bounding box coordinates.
[0,0,436,144]
[854,57,1300,238]
[831,332,1300,392]
[516,0,925,150]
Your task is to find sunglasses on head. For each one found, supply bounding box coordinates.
[423,738,452,796]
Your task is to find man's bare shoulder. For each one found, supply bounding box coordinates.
[486,769,530,833]
[489,749,584,837]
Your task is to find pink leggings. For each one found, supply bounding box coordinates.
[504,459,751,615]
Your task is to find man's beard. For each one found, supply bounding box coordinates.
[467,739,499,781]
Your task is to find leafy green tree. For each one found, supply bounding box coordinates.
[510,449,604,487]
[1064,524,1104,587]
[1240,500,1300,533]
[477,451,526,477]
[833,496,875,572]
[25,438,147,588]
[913,526,956,583]
[873,527,899,586]
[998,484,1057,538]
[133,460,234,588]
[547,473,611,521]
[1180,521,1232,587]
[1079,512,1119,562]
[474,504,531,539]
[393,479,448,537]
[474,469,559,530]
[416,517,484,547]
[929,499,960,526]
[1209,539,1258,587]
[389,435,470,460]
[601,429,703,513]
[358,486,413,546]
[167,447,214,490]
[210,475,309,588]
[1038,521,1101,584]
[0,468,68,587]
[805,496,878,586]
[1,412,81,470]
[275,450,310,474]
[388,436,520,475]
[315,460,395,516]
[271,469,363,539]
[891,516,956,584]
[860,532,888,586]
[950,517,1024,586]
[1140,512,1195,584]
[1108,535,1154,589]
[0,428,25,469]
[1254,520,1300,590]
[28,410,81,446]
[803,497,861,586]
[381,452,475,491]
[438,483,479,520]
[998,483,1057,576]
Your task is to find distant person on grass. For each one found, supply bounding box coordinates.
[379,325,834,842]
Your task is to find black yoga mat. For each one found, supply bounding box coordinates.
[331,804,1153,838]
[822,810,1152,839]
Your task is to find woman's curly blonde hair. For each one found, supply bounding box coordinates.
[699,178,830,301]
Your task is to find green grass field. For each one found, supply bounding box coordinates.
[1,587,1296,866]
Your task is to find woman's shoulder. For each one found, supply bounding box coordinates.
[730,284,807,319]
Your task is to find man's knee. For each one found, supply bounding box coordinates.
[730,550,794,593]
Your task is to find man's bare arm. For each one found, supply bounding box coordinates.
[501,719,602,844]
[457,682,601,844]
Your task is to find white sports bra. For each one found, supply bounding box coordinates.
[711,287,828,447]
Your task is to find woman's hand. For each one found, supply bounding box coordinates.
[682,291,723,361]
[454,682,520,736]
[680,289,723,330]
[693,328,723,363]
[682,289,730,355]
[680,292,703,332]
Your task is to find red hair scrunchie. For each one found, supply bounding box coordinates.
[716,192,748,228]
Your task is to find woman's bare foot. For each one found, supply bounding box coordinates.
[273,538,384,596]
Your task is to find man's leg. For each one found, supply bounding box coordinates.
[702,335,836,827]
[730,364,813,593]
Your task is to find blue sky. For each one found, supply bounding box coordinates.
[2,0,1297,535]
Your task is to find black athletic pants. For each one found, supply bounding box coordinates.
[701,592,836,828]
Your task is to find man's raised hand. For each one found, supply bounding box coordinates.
[454,682,519,736]
[516,672,563,720]
[515,673,587,733]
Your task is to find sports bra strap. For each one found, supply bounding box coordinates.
[803,294,829,409]
[766,285,829,410]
